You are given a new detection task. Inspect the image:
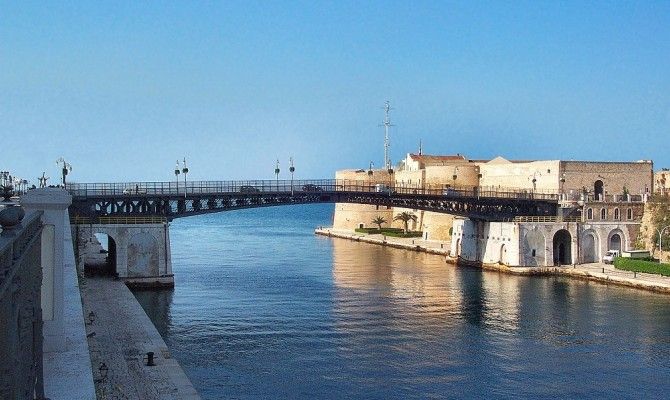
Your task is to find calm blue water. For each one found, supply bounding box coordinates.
[134,204,670,399]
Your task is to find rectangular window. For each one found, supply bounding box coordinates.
[532,249,536,257]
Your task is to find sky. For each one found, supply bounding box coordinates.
[1,1,669,183]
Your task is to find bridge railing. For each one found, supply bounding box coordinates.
[0,210,45,399]
[67,180,560,201]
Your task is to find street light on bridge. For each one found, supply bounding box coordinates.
[56,157,72,188]
[174,160,181,195]
[274,159,280,190]
[289,157,295,195]
[368,161,374,192]
[182,157,189,199]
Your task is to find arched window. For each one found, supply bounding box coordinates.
[587,208,593,220]
[627,208,633,220]
[614,208,620,220]
[600,208,606,220]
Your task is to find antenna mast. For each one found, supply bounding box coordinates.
[381,101,394,170]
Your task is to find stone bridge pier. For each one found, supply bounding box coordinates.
[73,221,173,288]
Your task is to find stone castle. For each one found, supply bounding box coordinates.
[333,152,655,267]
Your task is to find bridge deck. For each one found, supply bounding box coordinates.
[67,180,559,222]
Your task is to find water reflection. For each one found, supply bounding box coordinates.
[133,206,670,400]
[133,289,173,338]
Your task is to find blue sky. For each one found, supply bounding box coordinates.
[1,1,669,183]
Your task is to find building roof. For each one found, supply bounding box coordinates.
[408,153,467,163]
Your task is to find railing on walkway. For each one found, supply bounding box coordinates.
[0,211,44,400]
[67,179,560,202]
[512,216,581,223]
[71,215,167,225]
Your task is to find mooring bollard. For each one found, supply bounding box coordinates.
[145,351,156,366]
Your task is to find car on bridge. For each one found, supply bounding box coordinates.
[239,186,261,193]
[122,187,147,195]
[302,184,323,192]
[443,187,460,197]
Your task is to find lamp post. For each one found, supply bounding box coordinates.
[56,158,72,188]
[274,159,280,191]
[174,161,181,195]
[289,157,295,196]
[182,158,189,199]
[368,161,374,192]
[387,164,394,196]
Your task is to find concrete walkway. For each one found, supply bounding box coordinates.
[316,228,670,294]
[316,227,451,255]
[80,276,200,399]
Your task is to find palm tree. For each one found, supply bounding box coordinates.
[393,212,417,234]
[371,216,387,231]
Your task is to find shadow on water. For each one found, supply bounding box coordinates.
[132,289,174,339]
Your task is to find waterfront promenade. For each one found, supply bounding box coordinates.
[315,228,670,294]
[81,276,200,399]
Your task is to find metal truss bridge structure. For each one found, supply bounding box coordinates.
[67,179,559,223]
[67,179,559,222]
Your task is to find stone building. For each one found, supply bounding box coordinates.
[333,151,653,265]
[655,169,669,196]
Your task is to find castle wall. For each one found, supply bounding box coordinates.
[453,219,640,267]
[479,160,560,191]
[332,203,394,230]
[560,160,653,198]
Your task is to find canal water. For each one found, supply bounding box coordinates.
[134,204,670,399]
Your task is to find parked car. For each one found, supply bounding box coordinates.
[302,184,323,192]
[443,187,459,196]
[375,184,389,193]
[123,187,146,195]
[602,250,620,264]
[239,186,260,193]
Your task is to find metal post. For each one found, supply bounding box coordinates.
[275,160,280,191]
[289,157,295,196]
[182,158,189,199]
[174,161,180,196]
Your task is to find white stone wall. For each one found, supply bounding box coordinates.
[452,218,639,266]
[75,223,172,281]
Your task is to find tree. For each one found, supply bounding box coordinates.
[393,212,417,234]
[371,216,387,231]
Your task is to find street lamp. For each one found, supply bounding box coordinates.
[289,157,295,195]
[387,165,394,195]
[368,161,374,192]
[274,159,280,190]
[56,157,72,188]
[174,160,181,195]
[182,157,189,199]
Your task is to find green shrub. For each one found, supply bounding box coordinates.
[613,257,670,276]
[354,227,422,238]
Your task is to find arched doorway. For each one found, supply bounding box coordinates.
[499,244,506,264]
[594,180,604,201]
[455,239,461,257]
[609,233,622,252]
[553,229,572,265]
[581,232,597,263]
[83,233,117,276]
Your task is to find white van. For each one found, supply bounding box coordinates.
[602,250,620,264]
[375,184,390,193]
